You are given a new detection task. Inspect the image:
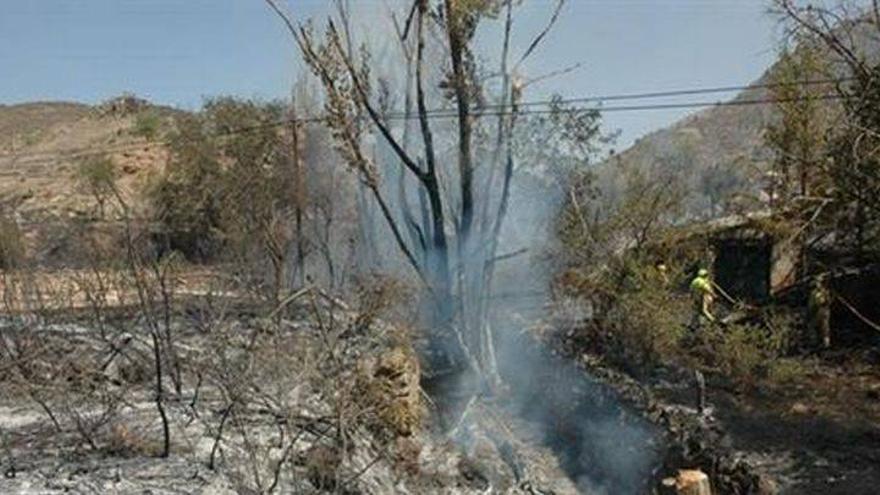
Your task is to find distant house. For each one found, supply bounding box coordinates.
[680,211,800,303]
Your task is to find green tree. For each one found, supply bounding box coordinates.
[764,35,830,207]
[773,1,880,255]
[147,98,304,301]
[147,113,225,261]
[76,156,119,218]
[205,97,294,300]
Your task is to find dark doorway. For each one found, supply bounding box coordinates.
[713,239,772,303]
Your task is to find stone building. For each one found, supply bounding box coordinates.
[684,211,800,304]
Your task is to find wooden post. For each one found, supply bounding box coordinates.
[695,369,706,415]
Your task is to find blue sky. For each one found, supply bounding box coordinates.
[0,0,782,148]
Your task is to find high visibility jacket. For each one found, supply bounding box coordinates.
[690,275,713,295]
[809,286,830,310]
[691,275,716,322]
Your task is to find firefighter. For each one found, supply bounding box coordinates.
[655,262,670,286]
[690,268,716,325]
[808,273,832,349]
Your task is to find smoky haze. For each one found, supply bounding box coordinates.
[285,1,664,491]
[490,171,661,494]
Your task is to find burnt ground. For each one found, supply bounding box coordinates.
[0,301,597,495]
[423,329,665,494]
[651,348,880,494]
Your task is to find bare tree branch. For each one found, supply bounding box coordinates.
[325,21,428,181]
[522,63,583,90]
[774,0,867,78]
[514,0,565,70]
[443,0,476,239]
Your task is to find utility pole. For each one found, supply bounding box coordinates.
[290,96,306,288]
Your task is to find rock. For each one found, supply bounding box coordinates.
[661,476,679,494]
[98,95,150,117]
[789,402,810,415]
[756,473,779,495]
[675,469,712,495]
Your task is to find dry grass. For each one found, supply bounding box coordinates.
[303,444,342,491]
[105,422,165,458]
[0,102,91,152]
[360,346,424,437]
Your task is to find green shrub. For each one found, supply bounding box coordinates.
[562,247,804,388]
[711,309,798,389]
[132,110,162,141]
[23,130,42,147]
[767,357,812,386]
[714,323,767,387]
[76,156,118,217]
[605,290,688,373]
[577,255,692,375]
[0,216,24,269]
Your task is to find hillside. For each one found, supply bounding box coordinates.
[595,75,779,219]
[0,97,175,222]
[0,102,92,151]
[600,21,880,219]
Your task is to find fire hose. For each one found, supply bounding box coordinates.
[834,292,880,334]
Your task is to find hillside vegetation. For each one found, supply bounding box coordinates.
[598,84,775,217]
[0,97,176,222]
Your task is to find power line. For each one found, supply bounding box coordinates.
[2,94,847,168]
[0,79,854,166]
[413,93,849,117]
[502,76,855,110]
[1,77,852,163]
